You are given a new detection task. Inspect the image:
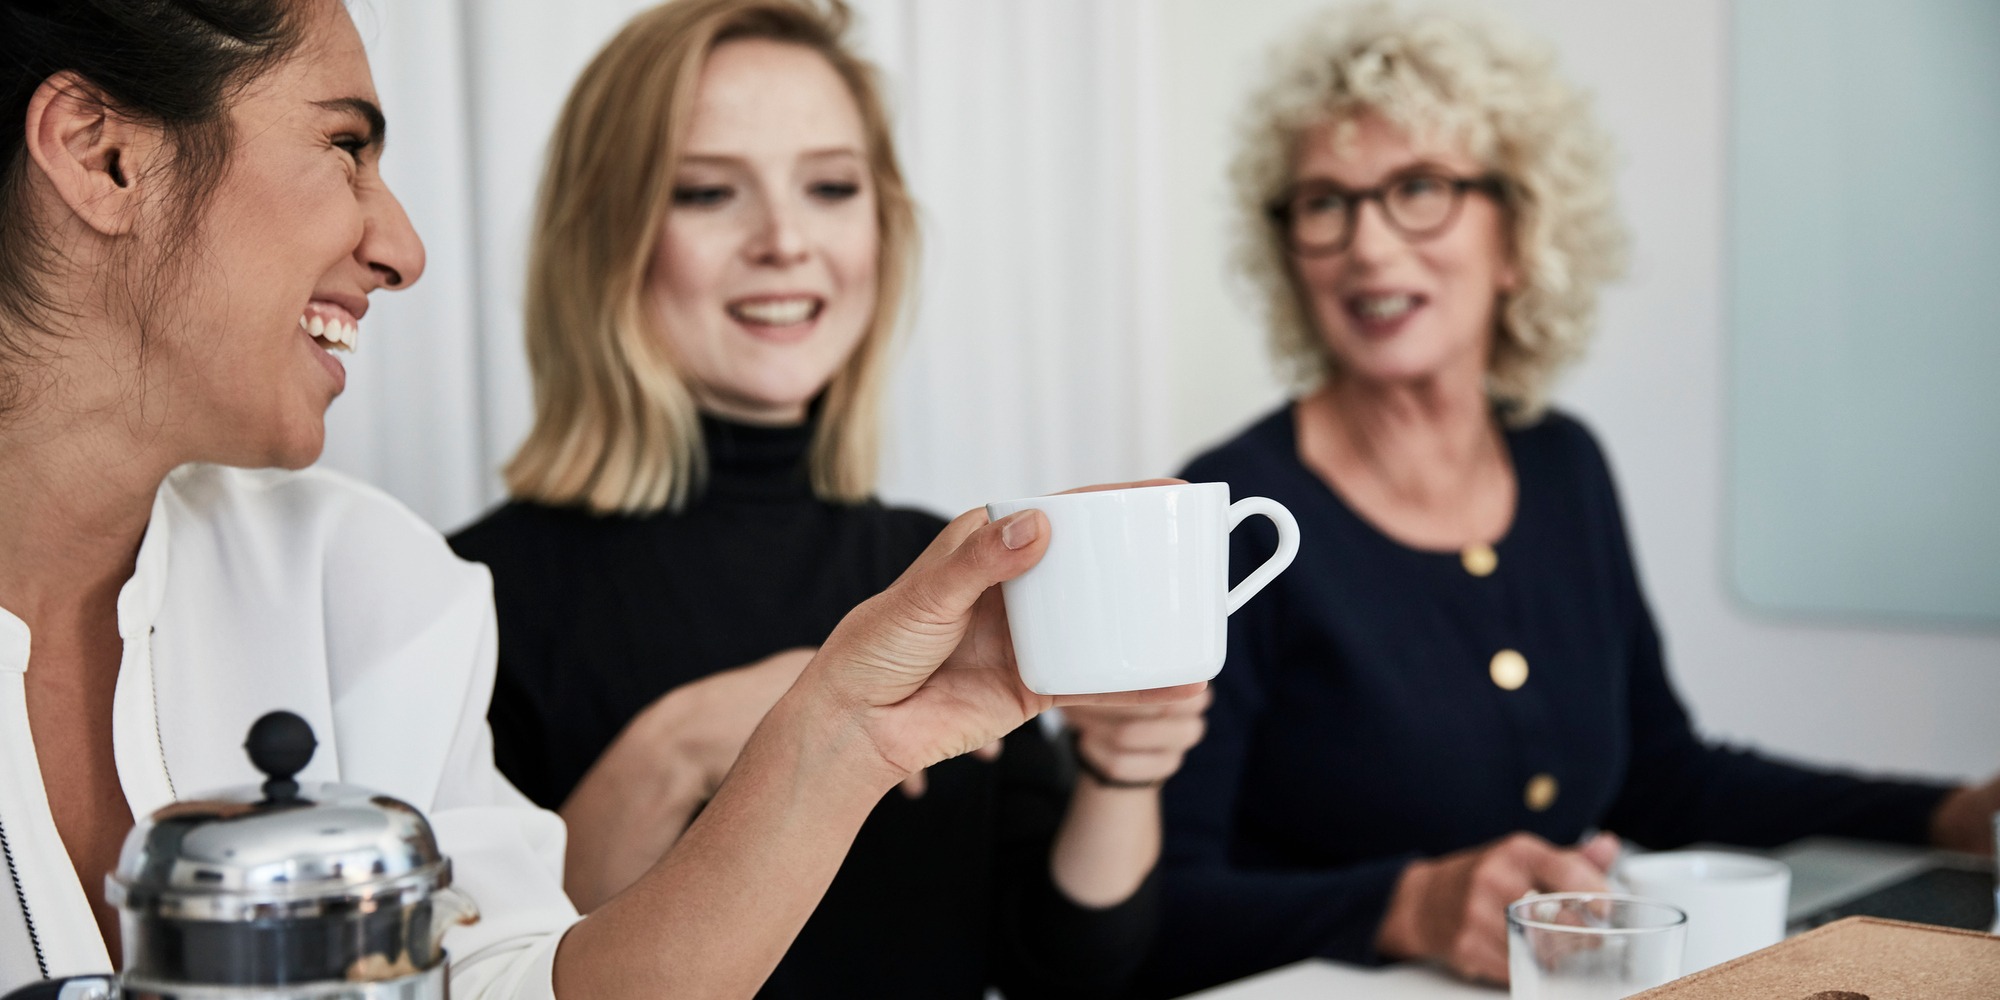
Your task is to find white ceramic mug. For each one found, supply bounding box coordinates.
[984,482,1300,695]
[1618,850,1790,973]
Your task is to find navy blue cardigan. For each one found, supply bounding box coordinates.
[1136,405,1952,997]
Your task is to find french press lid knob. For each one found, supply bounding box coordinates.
[244,710,316,804]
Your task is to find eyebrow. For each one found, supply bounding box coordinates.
[678,146,864,166]
[313,97,386,149]
[1291,161,1465,189]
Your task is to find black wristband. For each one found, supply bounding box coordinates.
[1068,729,1165,790]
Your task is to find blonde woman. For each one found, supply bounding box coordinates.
[449,1,1208,997]
[1139,3,2000,994]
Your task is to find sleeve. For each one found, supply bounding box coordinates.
[319,488,580,1000]
[448,519,563,811]
[1574,434,1956,849]
[987,720,1161,1000]
[1135,506,1413,999]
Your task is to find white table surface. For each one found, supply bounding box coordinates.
[1179,838,1995,999]
[1183,960,1502,999]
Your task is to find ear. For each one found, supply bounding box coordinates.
[22,71,169,237]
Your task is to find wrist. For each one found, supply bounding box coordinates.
[1928,784,1987,852]
[629,687,712,795]
[1375,858,1434,960]
[761,679,908,801]
[1051,768,1162,908]
[1068,729,1167,791]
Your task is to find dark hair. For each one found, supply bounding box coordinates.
[0,0,310,414]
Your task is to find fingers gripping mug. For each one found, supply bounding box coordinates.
[985,482,1301,695]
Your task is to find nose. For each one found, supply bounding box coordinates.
[358,184,426,291]
[744,194,809,266]
[1342,198,1402,267]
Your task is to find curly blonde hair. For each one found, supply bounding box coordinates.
[1233,1,1628,419]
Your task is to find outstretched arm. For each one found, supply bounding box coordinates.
[551,500,1206,999]
[555,648,816,912]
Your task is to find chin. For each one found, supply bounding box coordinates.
[1325,336,1476,389]
[268,445,326,471]
[747,373,840,413]
[247,417,329,471]
[1327,348,1431,384]
[1350,358,1456,387]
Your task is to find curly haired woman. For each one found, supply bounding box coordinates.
[1138,3,2000,993]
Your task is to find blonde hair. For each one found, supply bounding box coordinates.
[506,0,917,513]
[1233,1,1628,420]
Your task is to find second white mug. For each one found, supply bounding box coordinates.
[985,482,1300,695]
[1618,850,1790,973]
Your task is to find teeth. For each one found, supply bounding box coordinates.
[1355,294,1416,320]
[730,298,817,326]
[300,313,359,353]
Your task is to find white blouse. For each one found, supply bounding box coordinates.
[0,464,578,997]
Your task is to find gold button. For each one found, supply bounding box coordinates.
[1461,543,1498,577]
[1525,773,1559,812]
[1489,649,1529,691]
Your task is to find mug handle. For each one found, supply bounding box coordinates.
[1224,496,1300,615]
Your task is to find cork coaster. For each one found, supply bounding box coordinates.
[1630,916,2000,999]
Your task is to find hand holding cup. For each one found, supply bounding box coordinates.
[798,480,1211,790]
[1377,831,1623,984]
[985,481,1300,695]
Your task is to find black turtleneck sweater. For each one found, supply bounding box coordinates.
[449,415,1155,999]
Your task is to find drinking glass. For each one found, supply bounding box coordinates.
[1508,893,1687,1000]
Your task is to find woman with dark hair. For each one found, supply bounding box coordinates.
[0,1,1197,996]
[449,2,1208,995]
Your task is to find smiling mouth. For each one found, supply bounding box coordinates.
[300,303,359,353]
[728,296,823,327]
[1336,292,1432,332]
[1347,293,1423,322]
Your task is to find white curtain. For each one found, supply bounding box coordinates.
[324,0,1170,530]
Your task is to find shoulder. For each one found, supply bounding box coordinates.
[847,497,950,564]
[161,463,489,661]
[1509,408,1619,496]
[448,499,603,569]
[1514,407,1608,459]
[163,464,468,578]
[1178,403,1297,486]
[877,499,951,542]
[150,466,496,800]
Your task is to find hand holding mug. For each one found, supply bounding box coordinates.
[799,483,1208,788]
[986,482,1301,695]
[1376,831,1622,984]
[562,485,1206,998]
[1065,686,1213,788]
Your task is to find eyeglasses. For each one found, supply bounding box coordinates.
[1266,172,1505,256]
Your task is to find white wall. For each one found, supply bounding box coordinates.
[1157,0,2000,781]
[334,0,1172,528]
